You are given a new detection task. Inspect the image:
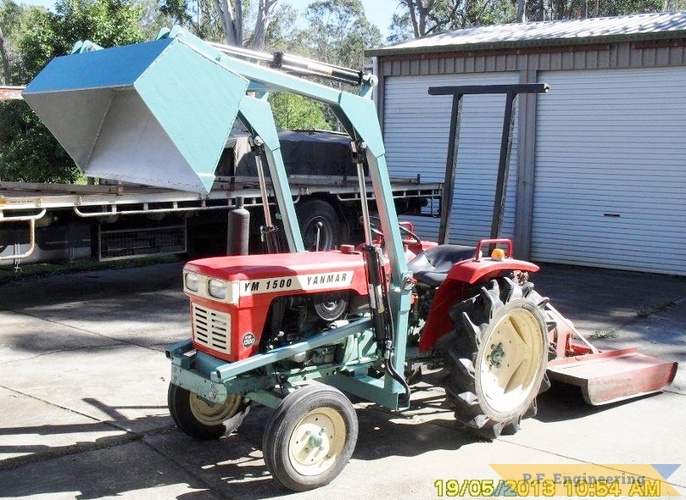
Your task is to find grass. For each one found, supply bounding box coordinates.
[589,328,618,340]
[636,299,676,318]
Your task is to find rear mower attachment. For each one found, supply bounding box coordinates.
[544,304,677,405]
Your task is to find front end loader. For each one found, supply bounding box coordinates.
[23,27,678,492]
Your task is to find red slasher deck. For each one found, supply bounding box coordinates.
[547,348,678,405]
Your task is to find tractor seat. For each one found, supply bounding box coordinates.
[407,244,476,287]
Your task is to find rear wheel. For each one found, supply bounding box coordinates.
[168,384,250,440]
[263,384,358,491]
[438,277,549,439]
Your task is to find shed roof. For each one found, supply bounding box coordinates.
[367,11,686,57]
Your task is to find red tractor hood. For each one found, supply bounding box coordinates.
[185,250,369,299]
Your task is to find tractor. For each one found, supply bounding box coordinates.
[23,27,677,492]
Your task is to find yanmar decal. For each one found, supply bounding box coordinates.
[240,270,354,296]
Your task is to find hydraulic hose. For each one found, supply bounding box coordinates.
[362,244,411,406]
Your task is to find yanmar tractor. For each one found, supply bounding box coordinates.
[23,27,677,492]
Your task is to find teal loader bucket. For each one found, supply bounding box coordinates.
[23,37,249,193]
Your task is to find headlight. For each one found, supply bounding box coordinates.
[185,272,201,292]
[208,279,227,299]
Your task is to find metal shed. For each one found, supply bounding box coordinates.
[368,12,686,275]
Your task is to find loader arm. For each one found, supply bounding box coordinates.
[163,27,410,276]
[164,26,414,400]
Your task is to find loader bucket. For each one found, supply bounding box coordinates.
[547,348,677,405]
[22,37,249,193]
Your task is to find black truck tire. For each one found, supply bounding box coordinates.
[296,199,345,251]
[438,277,549,439]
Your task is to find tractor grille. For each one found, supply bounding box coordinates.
[191,304,231,355]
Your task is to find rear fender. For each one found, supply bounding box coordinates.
[446,258,539,286]
[418,258,539,352]
[418,280,470,352]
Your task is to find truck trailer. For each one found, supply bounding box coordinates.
[0,127,441,267]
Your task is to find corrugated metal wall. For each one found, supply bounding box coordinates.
[378,42,686,78]
[533,66,686,275]
[383,73,519,245]
[377,39,686,274]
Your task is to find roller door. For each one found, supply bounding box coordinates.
[534,67,686,275]
[384,73,519,245]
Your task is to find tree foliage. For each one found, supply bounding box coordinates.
[388,0,516,42]
[0,0,24,84]
[262,1,299,51]
[138,0,177,40]
[388,0,676,42]
[266,0,382,131]
[0,101,78,182]
[160,0,225,41]
[0,0,144,183]
[523,0,663,21]
[160,0,282,48]
[17,0,143,80]
[302,0,381,68]
[269,93,330,130]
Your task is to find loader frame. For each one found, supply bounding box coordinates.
[152,27,414,410]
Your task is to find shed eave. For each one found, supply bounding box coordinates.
[366,29,686,58]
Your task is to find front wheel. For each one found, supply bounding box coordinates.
[263,384,358,491]
[438,277,549,439]
[167,384,250,440]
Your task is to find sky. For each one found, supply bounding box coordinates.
[17,0,400,37]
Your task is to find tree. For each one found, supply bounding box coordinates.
[0,0,26,84]
[15,0,143,81]
[388,0,515,42]
[303,0,381,70]
[160,0,282,48]
[0,25,8,83]
[261,1,299,51]
[160,0,225,42]
[138,0,176,40]
[250,0,281,50]
[524,0,663,21]
[389,0,672,39]
[0,0,144,183]
[294,0,381,130]
[269,93,330,130]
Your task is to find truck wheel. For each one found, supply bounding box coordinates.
[263,384,358,491]
[167,384,250,440]
[296,200,344,251]
[439,277,548,439]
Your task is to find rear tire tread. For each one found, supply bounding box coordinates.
[438,277,550,440]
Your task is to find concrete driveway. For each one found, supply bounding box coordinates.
[0,261,684,499]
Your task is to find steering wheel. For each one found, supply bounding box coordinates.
[368,215,422,247]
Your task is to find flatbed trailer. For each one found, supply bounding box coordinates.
[0,176,441,266]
